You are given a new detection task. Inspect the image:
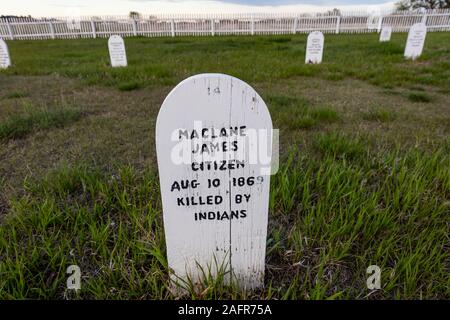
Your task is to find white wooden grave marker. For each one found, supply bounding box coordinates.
[0,39,11,69]
[404,23,427,60]
[305,31,324,64]
[379,26,392,42]
[156,73,273,292]
[108,35,127,67]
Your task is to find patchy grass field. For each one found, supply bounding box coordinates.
[0,32,449,300]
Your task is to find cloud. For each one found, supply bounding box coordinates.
[3,0,396,17]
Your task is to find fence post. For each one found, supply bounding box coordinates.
[421,13,428,25]
[335,16,341,34]
[171,19,175,37]
[6,20,14,40]
[251,14,255,35]
[90,20,96,39]
[211,19,215,36]
[48,21,55,39]
[377,15,383,33]
[132,19,138,36]
[293,16,298,34]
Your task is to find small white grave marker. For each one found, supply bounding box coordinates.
[156,73,273,292]
[305,31,324,64]
[379,26,392,42]
[404,23,427,60]
[0,39,11,69]
[108,35,127,67]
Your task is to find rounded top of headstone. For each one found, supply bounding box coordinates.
[411,22,426,29]
[308,31,324,37]
[157,73,271,127]
[108,35,124,43]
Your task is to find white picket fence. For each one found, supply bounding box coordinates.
[1,9,450,40]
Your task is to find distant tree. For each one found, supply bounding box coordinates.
[396,0,450,10]
[0,15,37,22]
[129,11,140,20]
[327,8,342,16]
[317,8,341,17]
[396,0,412,10]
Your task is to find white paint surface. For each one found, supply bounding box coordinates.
[379,26,392,42]
[305,31,324,64]
[0,39,11,69]
[404,23,427,60]
[156,73,273,292]
[108,35,127,67]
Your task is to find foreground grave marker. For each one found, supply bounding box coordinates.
[404,23,427,60]
[108,35,127,67]
[156,73,274,292]
[305,31,324,64]
[379,26,392,42]
[0,39,11,69]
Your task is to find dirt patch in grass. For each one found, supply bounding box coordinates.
[0,75,170,192]
[257,76,449,152]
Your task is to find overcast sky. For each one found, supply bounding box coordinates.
[2,0,397,17]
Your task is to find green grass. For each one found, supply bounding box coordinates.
[267,96,340,130]
[314,132,366,160]
[1,142,448,299]
[309,106,340,122]
[0,106,83,140]
[0,33,449,300]
[361,107,397,122]
[118,81,140,91]
[1,32,450,90]
[407,92,433,103]
[287,107,340,129]
[4,91,28,99]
